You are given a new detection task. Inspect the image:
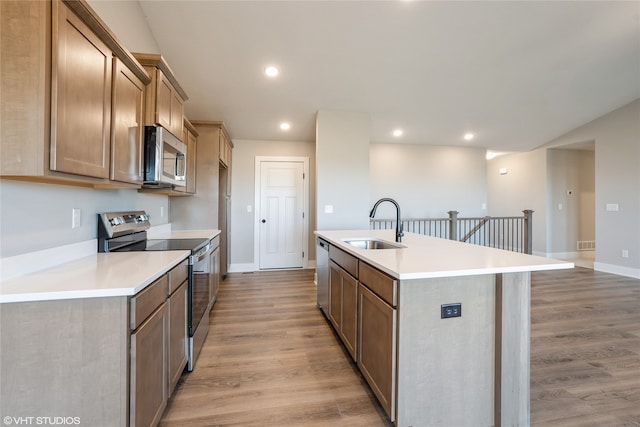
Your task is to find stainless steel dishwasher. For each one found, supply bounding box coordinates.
[316,237,329,317]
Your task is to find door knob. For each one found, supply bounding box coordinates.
[261,219,266,223]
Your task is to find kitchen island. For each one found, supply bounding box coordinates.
[315,230,573,427]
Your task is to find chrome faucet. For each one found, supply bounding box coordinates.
[369,198,404,243]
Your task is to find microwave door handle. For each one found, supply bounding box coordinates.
[175,153,185,177]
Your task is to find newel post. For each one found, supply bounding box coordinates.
[523,210,534,254]
[448,211,459,241]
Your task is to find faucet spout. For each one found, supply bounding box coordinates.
[369,198,404,243]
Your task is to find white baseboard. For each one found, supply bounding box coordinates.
[228,263,257,273]
[593,262,640,279]
[228,262,318,274]
[1,239,97,281]
[547,251,580,260]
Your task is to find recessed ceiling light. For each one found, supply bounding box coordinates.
[464,133,474,141]
[280,122,291,131]
[392,129,403,137]
[264,66,279,77]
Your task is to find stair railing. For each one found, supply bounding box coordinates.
[370,210,534,254]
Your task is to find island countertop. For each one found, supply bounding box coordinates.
[0,251,190,303]
[315,229,573,280]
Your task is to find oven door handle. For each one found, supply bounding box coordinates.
[190,243,213,264]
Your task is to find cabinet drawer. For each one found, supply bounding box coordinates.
[329,245,358,278]
[168,259,188,295]
[359,262,397,307]
[131,274,168,330]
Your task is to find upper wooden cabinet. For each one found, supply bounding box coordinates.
[133,53,188,140]
[0,0,150,187]
[51,2,112,179]
[174,119,198,194]
[111,58,145,184]
[219,127,233,168]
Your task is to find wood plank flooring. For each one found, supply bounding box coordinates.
[530,268,640,427]
[160,270,390,427]
[160,267,640,426]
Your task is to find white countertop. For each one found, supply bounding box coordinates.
[0,251,190,304]
[315,230,574,280]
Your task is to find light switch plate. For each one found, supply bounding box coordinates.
[72,208,81,229]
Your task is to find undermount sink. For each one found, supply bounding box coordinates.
[344,239,405,250]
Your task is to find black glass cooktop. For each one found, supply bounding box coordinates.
[114,238,208,253]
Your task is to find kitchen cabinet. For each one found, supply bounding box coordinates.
[357,262,397,421]
[328,246,359,361]
[167,259,188,396]
[170,121,233,279]
[0,0,150,188]
[133,53,188,140]
[0,255,189,427]
[219,127,233,168]
[111,58,146,184]
[52,2,112,179]
[130,275,169,427]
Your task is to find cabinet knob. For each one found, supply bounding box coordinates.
[261,219,266,223]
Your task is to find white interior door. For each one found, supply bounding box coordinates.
[259,160,305,269]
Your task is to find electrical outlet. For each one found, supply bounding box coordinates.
[622,249,629,258]
[71,208,81,229]
[441,303,461,319]
[324,205,333,214]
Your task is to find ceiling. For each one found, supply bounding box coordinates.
[137,0,640,152]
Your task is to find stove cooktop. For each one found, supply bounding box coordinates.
[113,238,209,253]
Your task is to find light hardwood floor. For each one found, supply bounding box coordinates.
[160,267,640,426]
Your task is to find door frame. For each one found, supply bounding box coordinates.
[254,156,310,270]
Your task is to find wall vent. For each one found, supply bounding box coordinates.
[577,240,596,251]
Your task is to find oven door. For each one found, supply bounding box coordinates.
[190,243,213,337]
[188,241,215,371]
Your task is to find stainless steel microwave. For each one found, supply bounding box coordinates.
[143,126,186,187]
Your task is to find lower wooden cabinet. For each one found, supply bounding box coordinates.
[130,301,169,427]
[168,281,188,396]
[358,283,397,420]
[329,260,358,360]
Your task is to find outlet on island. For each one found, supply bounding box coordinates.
[441,303,462,319]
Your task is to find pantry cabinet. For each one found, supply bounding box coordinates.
[0,0,150,187]
[133,53,188,140]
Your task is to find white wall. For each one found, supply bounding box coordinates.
[230,139,316,269]
[545,99,640,278]
[487,149,548,255]
[0,1,168,259]
[0,180,168,257]
[547,148,595,257]
[86,0,160,53]
[316,110,370,230]
[370,144,487,219]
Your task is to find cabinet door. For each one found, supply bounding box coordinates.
[51,3,112,178]
[341,271,358,361]
[168,281,188,396]
[186,129,197,193]
[358,284,397,421]
[170,91,184,138]
[111,58,144,184]
[329,261,342,331]
[155,70,184,139]
[155,70,173,133]
[130,302,168,427]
